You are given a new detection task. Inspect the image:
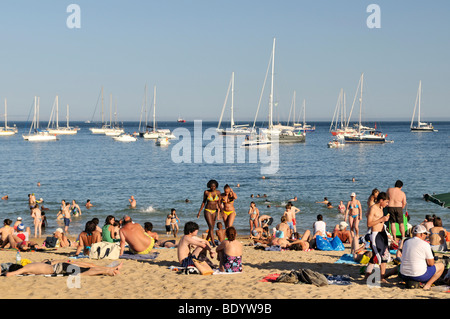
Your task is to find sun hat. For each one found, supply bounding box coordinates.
[55,228,64,234]
[413,224,430,235]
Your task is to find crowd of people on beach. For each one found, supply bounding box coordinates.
[1,178,449,289]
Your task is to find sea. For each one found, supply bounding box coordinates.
[0,120,449,238]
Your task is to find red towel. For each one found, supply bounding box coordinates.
[259,273,280,282]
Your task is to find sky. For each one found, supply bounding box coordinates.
[0,0,449,123]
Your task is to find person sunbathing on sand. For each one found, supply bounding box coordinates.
[5,259,122,277]
[177,221,215,268]
[119,216,155,255]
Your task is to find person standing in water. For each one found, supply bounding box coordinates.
[197,180,221,247]
[129,195,137,209]
[221,184,237,229]
[71,200,82,217]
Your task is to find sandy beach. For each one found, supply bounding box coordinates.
[0,234,448,300]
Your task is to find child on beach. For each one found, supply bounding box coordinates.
[216,222,226,243]
[165,214,172,235]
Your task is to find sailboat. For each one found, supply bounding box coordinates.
[143,86,175,139]
[23,96,57,141]
[216,72,251,136]
[295,98,316,133]
[329,89,356,136]
[0,98,18,136]
[344,73,388,144]
[410,81,437,132]
[47,96,78,135]
[103,95,125,136]
[89,87,110,134]
[259,38,305,143]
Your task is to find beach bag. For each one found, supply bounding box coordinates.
[89,242,120,260]
[330,236,345,251]
[44,236,58,248]
[193,259,213,276]
[296,269,328,287]
[316,236,333,251]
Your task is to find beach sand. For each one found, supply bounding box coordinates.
[0,235,448,300]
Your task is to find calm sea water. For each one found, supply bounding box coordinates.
[0,120,449,238]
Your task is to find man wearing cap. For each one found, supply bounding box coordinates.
[386,180,407,243]
[399,225,445,290]
[333,221,352,244]
[13,217,23,231]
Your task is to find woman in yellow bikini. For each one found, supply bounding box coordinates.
[221,185,237,229]
[197,180,221,247]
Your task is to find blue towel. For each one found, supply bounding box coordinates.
[334,254,358,264]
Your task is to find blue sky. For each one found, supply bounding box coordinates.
[0,0,449,122]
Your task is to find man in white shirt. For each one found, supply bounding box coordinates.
[400,225,445,290]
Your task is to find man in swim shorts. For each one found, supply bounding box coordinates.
[386,180,407,243]
[366,192,391,282]
[177,221,215,268]
[119,216,155,255]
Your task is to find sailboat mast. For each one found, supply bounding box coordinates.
[56,95,59,129]
[101,86,104,125]
[359,73,364,133]
[269,38,275,130]
[4,98,7,128]
[153,86,156,132]
[67,104,70,128]
[418,80,422,125]
[230,71,235,129]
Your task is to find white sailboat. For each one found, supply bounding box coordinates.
[343,73,388,144]
[410,81,437,132]
[258,38,305,143]
[143,86,175,139]
[47,96,78,135]
[329,89,356,137]
[89,86,110,134]
[23,96,57,142]
[216,72,251,136]
[0,98,17,136]
[294,98,315,133]
[103,95,124,136]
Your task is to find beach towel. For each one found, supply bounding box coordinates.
[334,254,358,264]
[119,251,159,260]
[325,274,352,285]
[259,273,280,282]
[275,269,328,286]
[213,269,243,275]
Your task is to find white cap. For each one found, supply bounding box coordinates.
[17,217,22,220]
[351,192,356,197]
[413,224,430,235]
[339,221,348,230]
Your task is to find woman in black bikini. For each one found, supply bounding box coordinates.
[197,180,221,247]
